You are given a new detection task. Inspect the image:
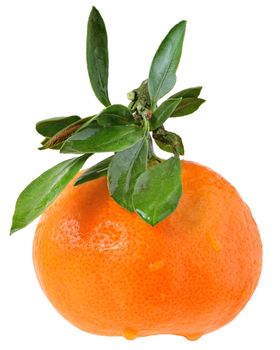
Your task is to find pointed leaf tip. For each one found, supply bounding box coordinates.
[171,98,205,117]
[10,154,91,233]
[9,227,18,236]
[170,86,203,99]
[133,157,182,226]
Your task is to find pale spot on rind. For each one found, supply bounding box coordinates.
[207,233,222,252]
[55,219,81,248]
[89,221,128,253]
[149,260,165,271]
[240,290,247,299]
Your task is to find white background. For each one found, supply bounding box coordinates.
[0,0,279,349]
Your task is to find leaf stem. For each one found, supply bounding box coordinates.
[148,135,155,159]
[147,135,163,165]
[142,114,150,135]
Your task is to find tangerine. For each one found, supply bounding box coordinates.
[33,160,262,339]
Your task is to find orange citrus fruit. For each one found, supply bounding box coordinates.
[33,160,262,340]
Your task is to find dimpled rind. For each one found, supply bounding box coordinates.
[33,161,262,339]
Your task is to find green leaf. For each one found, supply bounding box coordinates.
[60,124,144,154]
[171,97,205,117]
[75,156,113,185]
[108,138,148,211]
[97,105,134,127]
[133,157,182,226]
[150,98,182,130]
[148,21,186,110]
[170,86,202,99]
[10,154,91,234]
[153,129,184,155]
[87,7,110,106]
[36,116,81,137]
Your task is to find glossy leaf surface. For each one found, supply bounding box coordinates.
[170,86,202,99]
[133,157,182,225]
[148,21,186,109]
[153,129,184,155]
[97,105,134,126]
[171,97,205,117]
[150,98,182,130]
[61,124,144,153]
[10,155,90,234]
[108,138,148,211]
[87,7,110,106]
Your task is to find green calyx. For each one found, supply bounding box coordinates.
[10,6,205,234]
